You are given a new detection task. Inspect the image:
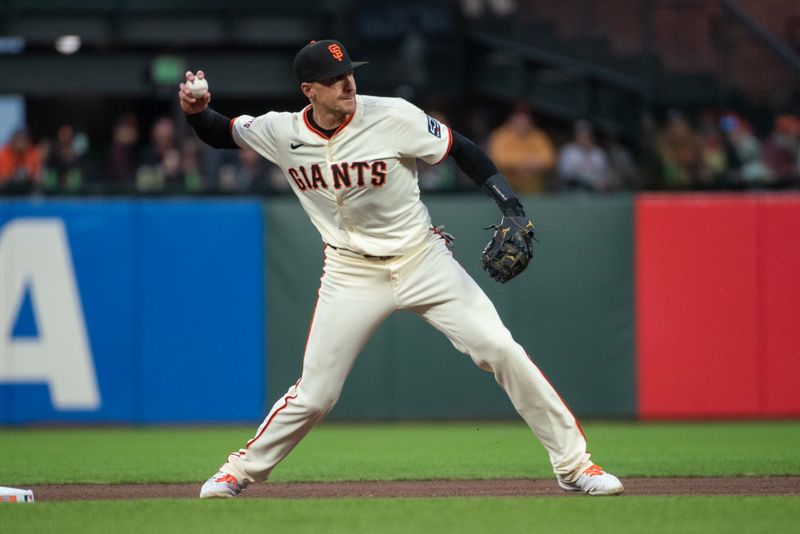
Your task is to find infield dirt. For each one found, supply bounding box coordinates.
[28,477,800,501]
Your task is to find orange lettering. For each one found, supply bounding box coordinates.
[328,44,344,62]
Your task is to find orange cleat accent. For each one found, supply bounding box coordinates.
[200,470,245,498]
[215,473,238,484]
[558,464,624,496]
[583,464,606,477]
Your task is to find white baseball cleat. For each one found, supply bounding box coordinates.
[199,471,245,498]
[558,464,624,496]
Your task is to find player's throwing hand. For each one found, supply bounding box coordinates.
[178,70,211,114]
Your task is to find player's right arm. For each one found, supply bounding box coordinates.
[179,70,239,150]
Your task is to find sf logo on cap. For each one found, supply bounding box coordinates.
[328,44,344,62]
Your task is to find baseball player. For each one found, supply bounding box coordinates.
[180,40,623,497]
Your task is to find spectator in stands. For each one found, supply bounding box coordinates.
[557,120,614,192]
[762,114,800,186]
[218,146,271,194]
[200,143,238,193]
[488,103,555,193]
[603,126,643,190]
[656,109,700,189]
[465,107,492,150]
[719,112,771,187]
[137,117,182,192]
[43,125,87,192]
[106,114,140,189]
[0,128,41,193]
[637,112,665,190]
[696,110,728,189]
[181,137,208,193]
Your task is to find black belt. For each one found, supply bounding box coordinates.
[326,244,396,261]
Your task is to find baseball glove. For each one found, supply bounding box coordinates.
[481,216,535,283]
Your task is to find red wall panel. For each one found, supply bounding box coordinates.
[636,195,761,418]
[760,197,800,415]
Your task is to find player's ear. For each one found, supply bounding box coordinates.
[300,82,314,99]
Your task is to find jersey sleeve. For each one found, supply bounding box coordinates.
[393,100,453,165]
[230,112,280,164]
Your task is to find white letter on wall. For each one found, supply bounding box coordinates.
[0,218,100,410]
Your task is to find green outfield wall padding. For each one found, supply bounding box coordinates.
[266,194,635,419]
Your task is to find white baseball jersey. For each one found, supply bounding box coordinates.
[231,95,453,256]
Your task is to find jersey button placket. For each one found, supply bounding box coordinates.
[388,263,401,302]
[337,196,352,231]
[328,145,350,232]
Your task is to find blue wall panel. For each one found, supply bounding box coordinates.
[138,201,264,422]
[0,201,9,424]
[1,201,137,423]
[0,199,264,424]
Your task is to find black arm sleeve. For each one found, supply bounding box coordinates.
[448,130,525,216]
[448,130,497,186]
[480,174,525,216]
[185,108,239,149]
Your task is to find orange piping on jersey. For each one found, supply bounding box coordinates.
[434,125,454,165]
[245,380,300,449]
[229,116,238,136]
[525,352,587,442]
[302,105,356,140]
[244,251,332,449]
[302,106,327,139]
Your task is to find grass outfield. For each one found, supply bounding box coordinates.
[1,497,799,534]
[1,422,799,533]
[1,421,799,484]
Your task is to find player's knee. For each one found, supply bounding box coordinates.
[301,390,340,417]
[470,337,521,370]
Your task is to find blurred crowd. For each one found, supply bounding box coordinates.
[2,105,800,196]
[421,104,800,193]
[0,114,288,196]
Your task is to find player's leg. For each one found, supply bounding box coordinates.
[206,250,396,493]
[398,236,592,481]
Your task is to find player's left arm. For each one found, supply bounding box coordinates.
[393,101,533,282]
[447,131,536,283]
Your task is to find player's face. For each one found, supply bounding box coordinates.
[307,71,357,117]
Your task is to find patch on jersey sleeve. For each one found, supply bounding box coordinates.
[426,115,442,138]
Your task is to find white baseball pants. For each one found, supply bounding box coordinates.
[222,231,593,485]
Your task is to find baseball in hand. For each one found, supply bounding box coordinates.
[187,77,208,98]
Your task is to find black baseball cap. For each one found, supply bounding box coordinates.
[293,39,368,83]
